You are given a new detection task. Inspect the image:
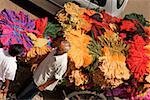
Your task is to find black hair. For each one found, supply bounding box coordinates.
[51,36,65,48]
[8,44,24,57]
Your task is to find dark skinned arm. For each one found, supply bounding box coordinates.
[38,78,58,91]
[1,79,10,94]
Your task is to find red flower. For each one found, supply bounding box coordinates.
[127,35,149,79]
[101,11,121,23]
[120,20,137,32]
[35,17,48,37]
[119,33,126,39]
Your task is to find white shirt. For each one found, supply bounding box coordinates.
[0,48,17,82]
[33,51,68,91]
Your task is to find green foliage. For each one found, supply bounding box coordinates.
[59,78,67,86]
[88,39,102,59]
[124,13,150,26]
[43,22,63,39]
[87,39,102,72]
[98,35,129,56]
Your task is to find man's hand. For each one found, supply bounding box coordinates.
[38,85,45,91]
[31,63,38,72]
[2,88,8,94]
[0,88,7,99]
[0,89,3,99]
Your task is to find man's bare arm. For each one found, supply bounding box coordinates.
[38,78,57,91]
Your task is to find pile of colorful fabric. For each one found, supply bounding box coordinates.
[56,2,150,99]
[0,2,150,99]
[0,9,63,61]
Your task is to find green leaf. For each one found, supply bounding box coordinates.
[43,22,63,39]
[124,13,150,26]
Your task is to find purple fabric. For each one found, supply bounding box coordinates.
[106,87,130,98]
[0,9,35,51]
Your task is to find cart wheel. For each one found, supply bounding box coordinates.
[64,91,107,100]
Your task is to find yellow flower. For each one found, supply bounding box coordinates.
[65,28,93,68]
[69,70,88,86]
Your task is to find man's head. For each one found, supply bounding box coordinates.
[52,37,71,54]
[8,44,24,57]
[58,40,71,53]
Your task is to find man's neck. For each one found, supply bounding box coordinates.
[55,51,64,55]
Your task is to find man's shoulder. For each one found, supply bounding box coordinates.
[55,53,67,59]
[3,58,17,67]
[57,53,67,61]
[0,48,3,53]
[5,56,17,62]
[55,53,68,67]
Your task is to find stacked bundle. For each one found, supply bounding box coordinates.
[0,2,150,99]
[56,2,150,99]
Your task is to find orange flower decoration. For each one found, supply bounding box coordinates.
[65,29,93,68]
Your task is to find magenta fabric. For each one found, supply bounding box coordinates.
[0,9,35,51]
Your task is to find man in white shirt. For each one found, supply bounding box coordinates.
[0,44,24,96]
[17,39,71,99]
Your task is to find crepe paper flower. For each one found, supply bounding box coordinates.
[124,13,150,27]
[94,67,124,89]
[63,2,96,17]
[144,40,150,82]
[127,35,149,79]
[99,46,130,81]
[136,89,150,100]
[129,83,150,99]
[43,22,63,40]
[33,38,49,47]
[35,17,48,37]
[120,20,137,32]
[82,13,110,31]
[81,12,122,40]
[100,11,122,23]
[56,2,90,31]
[145,26,150,36]
[89,27,130,88]
[71,15,92,31]
[87,24,103,40]
[92,69,111,89]
[145,42,150,59]
[27,46,51,58]
[83,13,113,40]
[64,2,84,16]
[56,9,69,23]
[119,33,127,40]
[69,70,88,86]
[125,79,149,99]
[97,33,130,87]
[119,19,149,42]
[56,2,150,98]
[109,23,117,32]
[0,9,35,51]
[145,75,150,83]
[106,86,129,98]
[27,33,49,47]
[27,33,37,41]
[56,3,92,32]
[65,28,93,68]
